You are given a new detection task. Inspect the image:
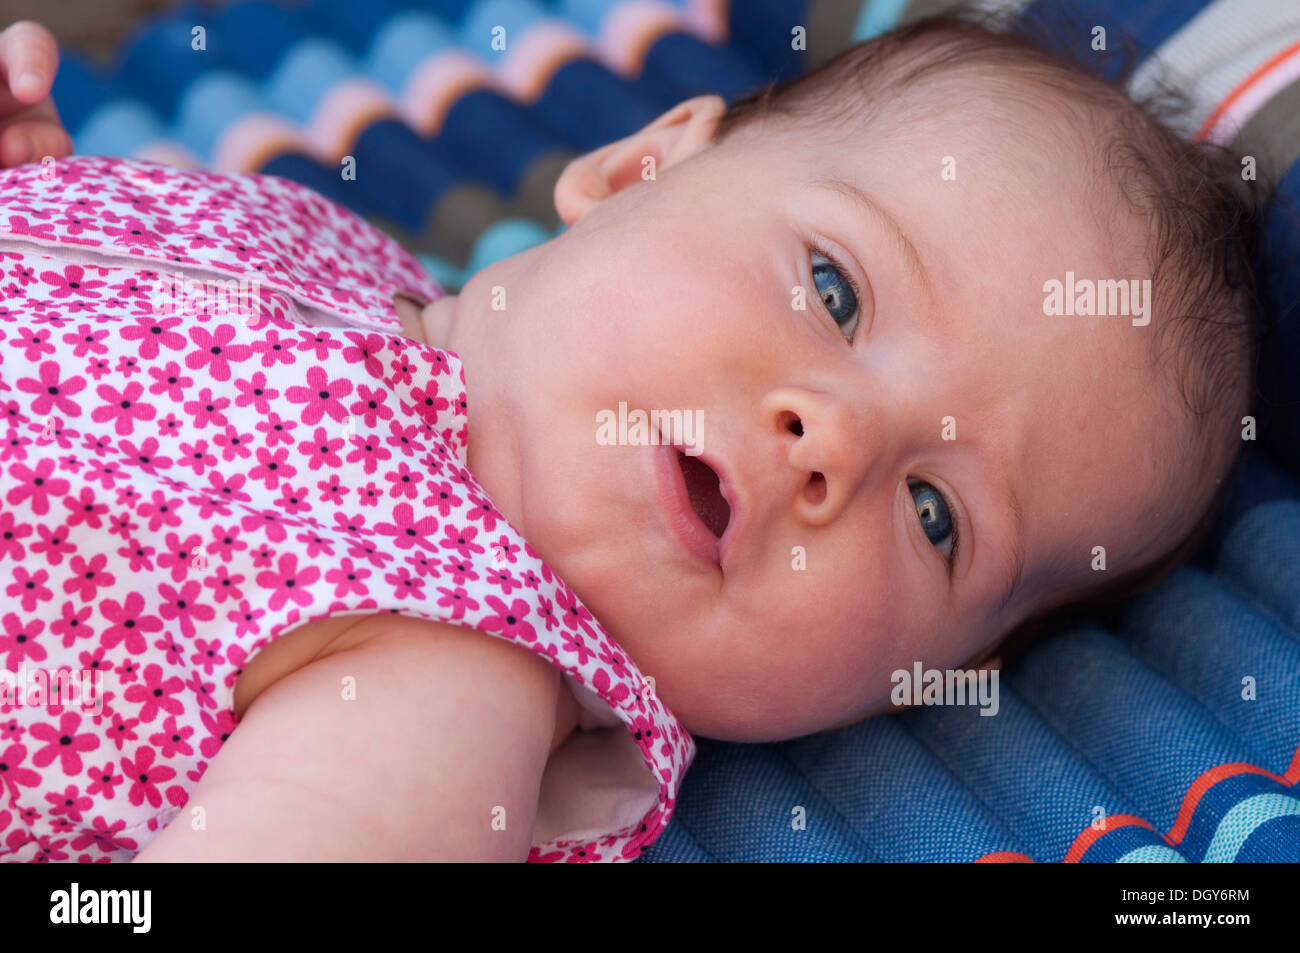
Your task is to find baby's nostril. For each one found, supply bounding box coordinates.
[781,411,803,437]
[804,471,826,506]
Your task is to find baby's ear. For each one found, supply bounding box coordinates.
[552,94,726,226]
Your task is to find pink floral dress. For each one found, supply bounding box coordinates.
[0,156,692,862]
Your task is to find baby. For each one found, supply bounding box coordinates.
[0,10,1260,862]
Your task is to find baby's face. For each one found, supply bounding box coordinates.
[426,88,1183,741]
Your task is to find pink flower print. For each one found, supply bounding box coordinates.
[227,599,266,640]
[107,709,140,751]
[212,425,254,462]
[275,483,310,517]
[481,595,537,643]
[5,568,53,615]
[146,360,192,401]
[384,566,426,601]
[135,489,183,535]
[374,502,439,552]
[466,491,503,532]
[295,328,344,361]
[174,439,214,478]
[436,585,479,620]
[486,567,519,595]
[324,558,371,598]
[204,561,246,604]
[0,511,31,561]
[186,323,253,383]
[182,387,231,428]
[39,264,106,299]
[5,214,56,241]
[199,708,236,758]
[62,552,115,602]
[597,642,634,680]
[235,370,278,414]
[535,595,557,631]
[249,444,296,490]
[121,314,186,359]
[409,380,449,420]
[591,666,631,710]
[285,365,352,425]
[11,325,55,361]
[423,479,462,517]
[438,523,485,558]
[156,412,182,439]
[0,742,42,802]
[85,761,124,799]
[46,785,93,823]
[156,531,203,581]
[71,815,138,855]
[30,521,75,563]
[98,592,163,654]
[190,638,226,676]
[256,552,319,611]
[300,426,345,471]
[16,361,85,417]
[5,457,69,514]
[0,612,46,669]
[62,487,109,530]
[124,665,186,724]
[156,578,215,638]
[249,327,297,366]
[121,746,176,808]
[31,711,100,776]
[90,379,154,436]
[350,383,393,428]
[384,461,423,500]
[50,601,94,648]
[555,585,594,632]
[102,215,164,248]
[9,262,36,286]
[108,273,151,300]
[257,411,296,448]
[440,555,478,586]
[62,322,110,358]
[346,433,392,476]
[117,536,156,573]
[149,716,195,759]
[117,436,173,478]
[341,331,389,378]
[559,625,595,665]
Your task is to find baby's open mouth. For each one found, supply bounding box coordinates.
[677,451,731,538]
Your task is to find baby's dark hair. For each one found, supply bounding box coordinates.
[713,6,1270,661]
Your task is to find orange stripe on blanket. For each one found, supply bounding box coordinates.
[1063,815,1163,863]
[975,851,1035,862]
[1195,37,1300,142]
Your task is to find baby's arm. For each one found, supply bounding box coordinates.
[134,616,564,861]
[0,21,73,167]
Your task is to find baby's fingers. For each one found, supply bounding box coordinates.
[0,21,58,105]
[0,116,72,166]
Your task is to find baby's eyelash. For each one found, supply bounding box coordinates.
[946,502,961,581]
[809,238,864,330]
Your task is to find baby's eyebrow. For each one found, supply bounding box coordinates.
[812,176,934,306]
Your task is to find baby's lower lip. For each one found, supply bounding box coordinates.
[651,445,721,569]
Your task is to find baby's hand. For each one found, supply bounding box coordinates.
[0,21,72,168]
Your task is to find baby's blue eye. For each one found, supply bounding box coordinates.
[811,250,860,341]
[909,479,956,561]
